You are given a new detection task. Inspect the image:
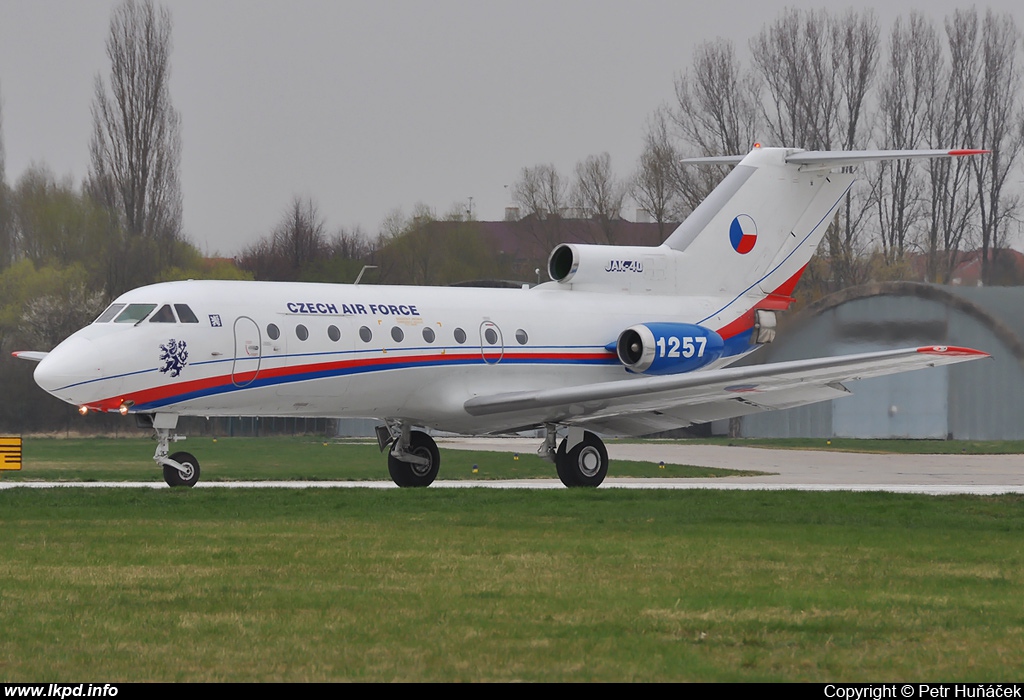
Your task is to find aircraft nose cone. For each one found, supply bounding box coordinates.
[34,337,104,399]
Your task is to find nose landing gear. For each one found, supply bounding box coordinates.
[162,451,201,487]
[143,413,200,488]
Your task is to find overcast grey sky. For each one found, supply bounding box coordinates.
[1,0,1021,256]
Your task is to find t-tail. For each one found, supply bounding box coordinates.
[545,145,986,307]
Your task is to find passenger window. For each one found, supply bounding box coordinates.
[296,324,309,341]
[149,304,177,323]
[328,325,341,342]
[422,327,436,343]
[359,326,372,343]
[516,329,528,345]
[454,328,467,344]
[114,303,157,323]
[267,324,281,340]
[175,304,199,323]
[95,303,126,323]
[484,328,498,345]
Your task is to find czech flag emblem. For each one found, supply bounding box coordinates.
[730,215,757,254]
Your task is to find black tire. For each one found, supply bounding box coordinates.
[163,451,200,487]
[387,431,440,487]
[555,431,608,488]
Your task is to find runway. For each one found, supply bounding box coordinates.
[2,438,1022,494]
[443,437,1024,490]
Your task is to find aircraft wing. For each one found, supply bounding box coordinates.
[463,346,989,436]
[11,351,49,363]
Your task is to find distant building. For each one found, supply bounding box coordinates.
[905,249,1024,287]
[729,282,1024,440]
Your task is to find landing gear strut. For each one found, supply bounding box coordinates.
[380,422,440,487]
[146,414,200,488]
[553,428,608,488]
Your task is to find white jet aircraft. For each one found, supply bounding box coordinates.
[14,146,990,488]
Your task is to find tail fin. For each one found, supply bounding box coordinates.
[667,146,986,300]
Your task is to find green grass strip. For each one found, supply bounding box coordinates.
[0,489,1021,681]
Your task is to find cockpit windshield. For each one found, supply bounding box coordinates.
[95,302,199,325]
[94,303,126,323]
[175,304,199,323]
[113,303,158,324]
[149,304,177,323]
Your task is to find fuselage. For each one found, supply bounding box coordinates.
[33,278,764,434]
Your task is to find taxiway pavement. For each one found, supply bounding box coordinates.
[1,438,1021,494]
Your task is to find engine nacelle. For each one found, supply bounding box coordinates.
[548,243,665,285]
[616,323,725,375]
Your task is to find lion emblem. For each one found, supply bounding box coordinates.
[159,339,189,377]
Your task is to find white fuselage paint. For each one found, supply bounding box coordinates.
[34,279,756,434]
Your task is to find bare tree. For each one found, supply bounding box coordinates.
[971,10,1024,285]
[511,163,571,251]
[238,196,328,281]
[834,10,880,153]
[330,225,373,261]
[274,197,328,274]
[0,87,12,269]
[919,11,980,283]
[828,10,880,288]
[632,106,681,239]
[874,12,940,265]
[573,152,626,243]
[751,9,818,148]
[751,9,879,290]
[88,0,182,292]
[673,39,760,213]
[674,40,760,155]
[512,163,568,219]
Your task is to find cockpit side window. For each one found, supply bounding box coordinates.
[149,304,177,323]
[113,303,158,324]
[175,304,199,323]
[94,303,126,323]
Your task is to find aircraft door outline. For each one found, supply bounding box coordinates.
[479,321,504,365]
[232,316,262,387]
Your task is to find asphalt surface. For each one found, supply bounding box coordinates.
[2,438,1021,494]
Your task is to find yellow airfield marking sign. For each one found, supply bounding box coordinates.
[0,436,22,471]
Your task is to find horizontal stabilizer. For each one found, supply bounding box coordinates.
[11,351,48,363]
[679,154,745,166]
[682,148,988,170]
[785,148,989,168]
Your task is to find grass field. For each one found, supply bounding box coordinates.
[0,488,1021,681]
[3,437,764,482]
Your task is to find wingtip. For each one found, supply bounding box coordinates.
[948,149,990,157]
[11,350,49,362]
[916,345,990,358]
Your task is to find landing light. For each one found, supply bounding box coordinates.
[118,400,134,416]
[78,405,89,416]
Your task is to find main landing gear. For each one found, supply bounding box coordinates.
[377,422,440,487]
[375,422,609,488]
[141,414,200,487]
[539,424,610,488]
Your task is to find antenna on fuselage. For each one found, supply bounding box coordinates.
[354,265,378,286]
